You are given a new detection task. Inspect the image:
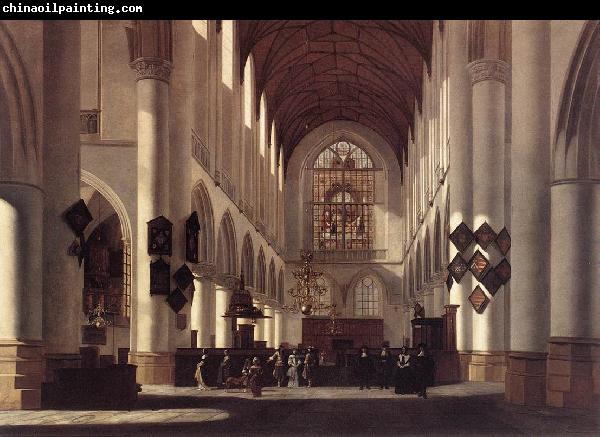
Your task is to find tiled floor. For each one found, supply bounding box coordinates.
[0,383,597,436]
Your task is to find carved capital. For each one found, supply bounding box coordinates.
[129,57,172,83]
[214,273,239,290]
[467,59,510,85]
[190,262,217,280]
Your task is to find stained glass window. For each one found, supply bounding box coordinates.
[354,276,380,316]
[312,141,374,251]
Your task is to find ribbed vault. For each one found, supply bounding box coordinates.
[238,20,433,167]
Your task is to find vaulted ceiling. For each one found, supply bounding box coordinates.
[238,20,433,168]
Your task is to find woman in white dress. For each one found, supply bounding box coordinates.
[287,349,300,388]
[195,354,210,390]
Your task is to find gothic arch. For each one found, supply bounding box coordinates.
[434,208,442,273]
[268,258,276,299]
[81,170,132,245]
[240,232,254,286]
[256,246,266,294]
[277,267,285,303]
[424,228,431,283]
[0,22,38,185]
[192,181,215,263]
[216,209,237,275]
[554,20,600,181]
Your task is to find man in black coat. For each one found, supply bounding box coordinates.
[377,345,394,389]
[413,343,434,399]
[356,346,375,390]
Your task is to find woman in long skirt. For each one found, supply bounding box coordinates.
[394,347,413,395]
[195,354,210,391]
[248,357,263,397]
[287,350,300,388]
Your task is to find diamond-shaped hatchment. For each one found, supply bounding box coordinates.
[449,222,474,252]
[495,227,511,256]
[414,302,425,318]
[481,267,503,296]
[474,222,497,250]
[495,258,511,284]
[445,270,454,292]
[166,288,188,314]
[469,286,490,313]
[448,254,469,283]
[469,250,490,281]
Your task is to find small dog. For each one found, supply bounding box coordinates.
[225,376,247,392]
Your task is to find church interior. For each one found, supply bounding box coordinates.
[0,19,599,435]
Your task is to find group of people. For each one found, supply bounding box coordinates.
[356,344,433,398]
[194,347,318,398]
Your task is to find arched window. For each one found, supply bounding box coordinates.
[257,247,266,294]
[354,276,380,317]
[312,141,374,251]
[277,268,284,302]
[241,233,254,286]
[268,259,276,299]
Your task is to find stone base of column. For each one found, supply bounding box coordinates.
[546,337,600,409]
[460,351,506,382]
[129,352,174,385]
[0,340,44,409]
[505,351,547,406]
[44,353,81,383]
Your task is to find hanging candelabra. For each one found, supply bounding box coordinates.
[282,250,331,316]
[87,304,110,329]
[324,304,342,335]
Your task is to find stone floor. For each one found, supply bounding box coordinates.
[0,383,598,436]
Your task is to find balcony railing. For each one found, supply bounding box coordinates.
[313,249,387,263]
[191,130,210,171]
[215,170,235,201]
[80,109,100,134]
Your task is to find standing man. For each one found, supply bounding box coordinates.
[268,345,287,387]
[217,349,232,388]
[356,346,375,390]
[302,346,316,388]
[414,343,433,399]
[378,344,394,389]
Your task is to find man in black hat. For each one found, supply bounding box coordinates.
[413,343,433,399]
[378,344,394,389]
[356,346,375,390]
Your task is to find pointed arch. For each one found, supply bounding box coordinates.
[216,209,237,275]
[348,268,387,317]
[434,208,442,273]
[192,181,215,263]
[277,267,285,303]
[424,228,431,283]
[554,20,600,181]
[268,258,276,299]
[256,246,266,294]
[241,232,254,286]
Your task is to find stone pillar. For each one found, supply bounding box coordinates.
[0,185,44,409]
[548,182,600,409]
[169,20,194,350]
[506,20,551,406]
[128,21,174,384]
[402,304,412,347]
[432,277,445,318]
[264,306,275,347]
[253,300,265,343]
[191,278,213,348]
[274,310,283,348]
[423,287,434,318]
[42,20,83,381]
[447,20,473,362]
[214,285,231,348]
[467,54,509,382]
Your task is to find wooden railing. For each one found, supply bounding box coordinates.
[191,129,210,171]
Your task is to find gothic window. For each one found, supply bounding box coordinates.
[312,141,374,251]
[354,276,380,317]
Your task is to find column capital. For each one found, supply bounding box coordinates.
[190,262,217,280]
[129,57,172,83]
[467,59,510,86]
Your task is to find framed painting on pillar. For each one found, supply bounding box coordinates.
[186,212,200,263]
[147,215,173,256]
[150,258,171,295]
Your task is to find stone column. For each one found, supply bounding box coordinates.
[0,185,44,409]
[169,20,194,350]
[191,277,213,348]
[274,310,283,348]
[128,21,174,385]
[467,52,509,382]
[402,304,412,347]
[548,182,600,409]
[506,20,550,406]
[432,278,446,318]
[446,20,473,362]
[264,306,275,347]
[42,20,83,381]
[214,285,231,348]
[423,286,434,318]
[253,300,265,344]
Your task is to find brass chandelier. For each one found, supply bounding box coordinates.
[282,250,331,316]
